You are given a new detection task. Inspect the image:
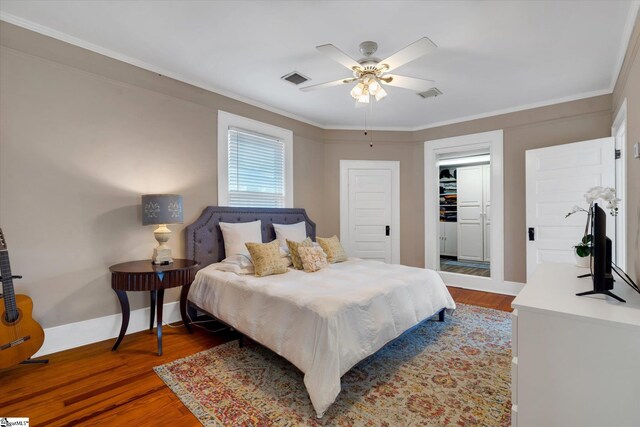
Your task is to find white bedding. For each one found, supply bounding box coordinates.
[188,258,456,417]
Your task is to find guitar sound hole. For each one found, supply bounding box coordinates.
[3,310,20,324]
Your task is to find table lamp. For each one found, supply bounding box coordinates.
[141,194,183,264]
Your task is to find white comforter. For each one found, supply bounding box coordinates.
[188,259,456,417]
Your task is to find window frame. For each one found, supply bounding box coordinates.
[217,110,294,208]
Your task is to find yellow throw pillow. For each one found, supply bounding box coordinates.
[298,246,329,273]
[317,235,347,263]
[286,237,313,270]
[245,240,289,277]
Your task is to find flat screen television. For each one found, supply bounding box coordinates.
[576,203,625,302]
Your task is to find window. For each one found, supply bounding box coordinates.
[217,111,293,207]
[227,128,285,207]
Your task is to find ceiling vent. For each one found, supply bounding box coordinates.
[281,71,310,85]
[417,88,442,99]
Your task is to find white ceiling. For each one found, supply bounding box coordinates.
[0,1,637,130]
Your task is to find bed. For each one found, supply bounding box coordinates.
[185,207,456,417]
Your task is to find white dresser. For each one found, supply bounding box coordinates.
[511,263,640,427]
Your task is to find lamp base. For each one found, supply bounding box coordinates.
[152,224,173,264]
[153,247,173,265]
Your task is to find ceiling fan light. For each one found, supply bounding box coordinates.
[375,87,387,101]
[369,79,380,95]
[357,93,370,104]
[350,82,365,99]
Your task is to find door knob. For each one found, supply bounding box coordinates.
[528,227,535,241]
[386,225,390,236]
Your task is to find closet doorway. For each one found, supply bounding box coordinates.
[439,155,491,277]
[424,130,509,295]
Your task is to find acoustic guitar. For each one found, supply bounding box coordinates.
[0,228,44,369]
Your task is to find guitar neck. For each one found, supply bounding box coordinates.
[0,249,17,320]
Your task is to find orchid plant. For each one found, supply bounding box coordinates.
[565,186,620,258]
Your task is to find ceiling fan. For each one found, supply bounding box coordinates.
[300,37,437,104]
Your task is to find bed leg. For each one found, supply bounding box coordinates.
[438,309,445,322]
[186,302,198,322]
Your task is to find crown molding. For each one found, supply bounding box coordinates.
[325,88,612,132]
[0,12,325,130]
[0,10,623,133]
[609,0,640,91]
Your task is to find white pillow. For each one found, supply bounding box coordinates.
[219,220,262,258]
[273,221,307,251]
[218,254,255,275]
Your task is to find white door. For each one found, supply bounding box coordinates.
[340,161,400,263]
[525,137,615,279]
[457,165,484,261]
[483,164,491,262]
[440,221,458,256]
[445,221,458,256]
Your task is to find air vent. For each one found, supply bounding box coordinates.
[281,71,310,85]
[417,88,442,99]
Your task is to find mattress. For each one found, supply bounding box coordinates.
[188,258,456,417]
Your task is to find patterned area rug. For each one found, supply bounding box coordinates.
[154,304,511,426]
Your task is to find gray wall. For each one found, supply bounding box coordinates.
[321,95,613,282]
[1,21,635,331]
[0,22,325,328]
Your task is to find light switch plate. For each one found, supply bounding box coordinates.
[634,142,640,159]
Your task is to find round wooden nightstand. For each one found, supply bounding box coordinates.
[109,259,199,355]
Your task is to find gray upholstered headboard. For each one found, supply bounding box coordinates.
[185,206,316,268]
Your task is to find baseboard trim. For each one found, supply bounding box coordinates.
[445,279,525,296]
[33,301,181,358]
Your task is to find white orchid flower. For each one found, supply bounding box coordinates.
[600,187,616,201]
[584,187,601,204]
[569,187,620,218]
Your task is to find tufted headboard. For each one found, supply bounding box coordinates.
[185,206,316,268]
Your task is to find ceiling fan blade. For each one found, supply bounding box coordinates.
[381,74,435,91]
[376,37,437,72]
[299,77,357,92]
[316,44,362,70]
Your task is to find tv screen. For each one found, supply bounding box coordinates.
[576,203,624,302]
[591,203,614,292]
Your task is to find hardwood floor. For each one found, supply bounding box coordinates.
[0,288,514,426]
[447,286,515,312]
[440,257,491,277]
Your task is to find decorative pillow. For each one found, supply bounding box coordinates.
[317,235,347,263]
[219,220,262,258]
[245,240,289,277]
[298,246,328,273]
[280,249,293,268]
[286,237,313,269]
[273,221,307,252]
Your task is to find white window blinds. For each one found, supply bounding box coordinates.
[227,127,286,208]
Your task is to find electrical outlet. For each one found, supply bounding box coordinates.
[634,142,640,159]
